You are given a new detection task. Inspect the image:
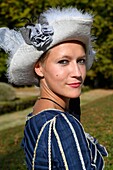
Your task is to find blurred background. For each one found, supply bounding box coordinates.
[0,0,113,169]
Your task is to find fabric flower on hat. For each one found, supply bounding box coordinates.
[22,23,54,51]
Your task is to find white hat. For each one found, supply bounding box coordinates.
[0,7,95,86]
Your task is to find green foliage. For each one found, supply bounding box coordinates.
[0,0,113,88]
[0,96,37,115]
[0,51,8,81]
[82,85,91,93]
[86,0,113,88]
[0,82,16,101]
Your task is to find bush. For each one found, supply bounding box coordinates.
[0,82,16,101]
[82,85,91,93]
[0,96,38,115]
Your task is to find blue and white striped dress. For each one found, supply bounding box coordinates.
[22,109,108,170]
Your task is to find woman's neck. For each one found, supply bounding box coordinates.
[33,88,69,115]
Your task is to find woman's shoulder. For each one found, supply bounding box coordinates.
[23,110,83,151]
[24,110,71,135]
[25,110,83,134]
[26,109,65,123]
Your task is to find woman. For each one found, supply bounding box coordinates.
[0,7,107,170]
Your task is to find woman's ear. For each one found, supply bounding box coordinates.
[34,62,44,77]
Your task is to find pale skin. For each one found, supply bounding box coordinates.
[33,41,86,114]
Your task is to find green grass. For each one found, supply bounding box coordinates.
[0,125,26,170]
[0,94,113,169]
[81,94,113,170]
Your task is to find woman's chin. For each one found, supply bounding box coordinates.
[66,92,81,99]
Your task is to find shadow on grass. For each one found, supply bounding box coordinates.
[0,125,26,170]
[0,148,26,170]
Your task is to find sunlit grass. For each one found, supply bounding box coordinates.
[0,107,32,131]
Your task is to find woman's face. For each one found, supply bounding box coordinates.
[35,41,86,99]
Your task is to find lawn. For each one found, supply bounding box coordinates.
[81,94,113,170]
[0,94,113,169]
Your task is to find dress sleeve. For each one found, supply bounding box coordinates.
[21,113,50,170]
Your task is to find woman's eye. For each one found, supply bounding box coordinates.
[78,58,86,64]
[58,60,69,65]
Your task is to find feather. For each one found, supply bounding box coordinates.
[41,7,93,24]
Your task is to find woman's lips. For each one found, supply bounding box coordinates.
[68,82,81,88]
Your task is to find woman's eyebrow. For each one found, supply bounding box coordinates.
[77,55,86,58]
[57,54,86,60]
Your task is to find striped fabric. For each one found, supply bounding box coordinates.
[21,109,108,170]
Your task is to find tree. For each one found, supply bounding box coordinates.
[85,0,113,88]
[0,0,113,88]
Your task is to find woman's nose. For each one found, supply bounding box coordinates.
[70,62,81,77]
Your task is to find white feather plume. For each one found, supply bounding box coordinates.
[41,7,93,24]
